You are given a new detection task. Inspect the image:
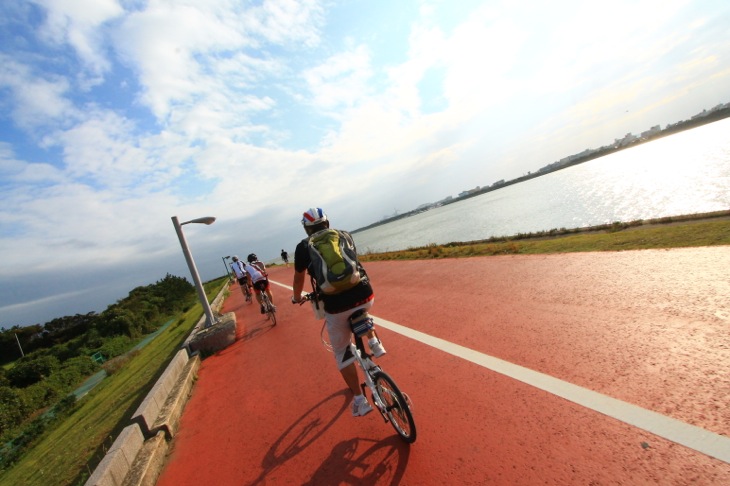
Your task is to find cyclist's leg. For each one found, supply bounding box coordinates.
[255,280,272,313]
[263,280,275,306]
[253,281,264,304]
[326,310,359,393]
[341,362,360,396]
[354,299,385,356]
[327,301,373,392]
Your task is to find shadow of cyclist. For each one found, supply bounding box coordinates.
[246,390,349,486]
[302,435,411,486]
[246,388,411,486]
[239,319,275,342]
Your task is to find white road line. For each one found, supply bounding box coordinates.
[273,280,730,464]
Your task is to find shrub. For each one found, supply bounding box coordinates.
[0,386,26,437]
[7,355,61,388]
[96,335,135,359]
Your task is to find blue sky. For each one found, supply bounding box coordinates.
[2,0,730,328]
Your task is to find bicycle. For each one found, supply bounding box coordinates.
[240,281,253,304]
[297,293,416,443]
[260,290,277,326]
[244,284,253,304]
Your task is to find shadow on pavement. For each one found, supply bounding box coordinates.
[246,390,348,486]
[303,435,411,486]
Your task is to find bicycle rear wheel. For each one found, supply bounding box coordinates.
[372,370,416,443]
[262,294,276,325]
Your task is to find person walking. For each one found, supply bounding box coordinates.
[291,207,386,417]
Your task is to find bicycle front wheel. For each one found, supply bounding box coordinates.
[372,370,416,443]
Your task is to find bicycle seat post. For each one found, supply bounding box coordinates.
[353,332,368,359]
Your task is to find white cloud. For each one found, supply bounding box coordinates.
[303,44,374,112]
[0,55,77,130]
[33,0,124,84]
[244,0,324,47]
[112,0,323,121]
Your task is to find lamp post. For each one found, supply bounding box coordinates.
[172,215,217,328]
[222,255,232,279]
[15,333,25,358]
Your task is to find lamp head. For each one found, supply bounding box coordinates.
[182,216,216,225]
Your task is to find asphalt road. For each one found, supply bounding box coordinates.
[156,247,730,485]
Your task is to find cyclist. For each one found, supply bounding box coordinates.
[230,256,252,301]
[291,207,386,417]
[245,253,276,314]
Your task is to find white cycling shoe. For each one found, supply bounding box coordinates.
[368,338,386,358]
[352,397,373,417]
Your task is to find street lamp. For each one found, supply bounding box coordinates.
[172,215,217,328]
[222,255,232,279]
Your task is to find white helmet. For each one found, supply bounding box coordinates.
[301,207,328,226]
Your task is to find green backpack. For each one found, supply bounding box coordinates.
[307,229,362,295]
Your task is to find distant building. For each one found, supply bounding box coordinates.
[614,133,638,148]
[640,125,661,140]
[458,186,481,198]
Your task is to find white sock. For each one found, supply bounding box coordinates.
[354,394,366,403]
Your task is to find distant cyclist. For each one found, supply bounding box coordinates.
[245,253,276,314]
[230,256,252,301]
[291,207,386,417]
[281,249,289,267]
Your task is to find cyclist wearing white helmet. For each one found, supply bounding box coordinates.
[244,253,275,314]
[230,255,252,299]
[292,207,386,417]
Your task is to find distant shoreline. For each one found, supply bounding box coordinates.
[358,209,730,260]
[442,209,730,246]
[352,108,730,234]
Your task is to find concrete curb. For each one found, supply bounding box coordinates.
[122,431,168,486]
[151,354,200,440]
[130,349,190,438]
[84,283,232,486]
[85,424,144,486]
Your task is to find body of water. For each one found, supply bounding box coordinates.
[353,118,730,253]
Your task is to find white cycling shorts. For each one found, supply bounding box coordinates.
[326,300,374,370]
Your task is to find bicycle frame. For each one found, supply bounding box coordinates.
[260,290,276,325]
[297,293,416,443]
[351,334,387,410]
[350,326,416,443]
[242,283,252,303]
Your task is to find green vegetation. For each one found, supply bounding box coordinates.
[360,211,730,261]
[0,275,228,486]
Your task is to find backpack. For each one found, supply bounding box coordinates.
[307,229,361,295]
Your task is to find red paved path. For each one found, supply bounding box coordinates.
[157,247,730,485]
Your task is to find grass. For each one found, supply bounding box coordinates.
[0,278,229,486]
[360,211,730,261]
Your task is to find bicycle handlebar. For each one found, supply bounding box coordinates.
[291,292,316,305]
